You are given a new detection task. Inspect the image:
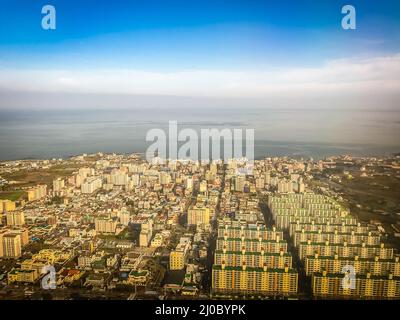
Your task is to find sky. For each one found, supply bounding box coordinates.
[0,0,400,109]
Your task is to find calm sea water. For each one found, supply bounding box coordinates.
[0,108,399,161]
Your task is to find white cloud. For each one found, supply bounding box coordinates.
[0,54,399,99]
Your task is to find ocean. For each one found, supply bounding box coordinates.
[0,107,399,161]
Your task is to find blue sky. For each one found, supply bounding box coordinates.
[1,0,399,69]
[0,0,399,108]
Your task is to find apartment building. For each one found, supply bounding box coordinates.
[312,271,400,299]
[212,264,298,296]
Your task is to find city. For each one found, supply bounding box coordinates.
[1,153,399,299]
[1,0,400,310]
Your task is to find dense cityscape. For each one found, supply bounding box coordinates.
[0,0,399,315]
[0,153,399,300]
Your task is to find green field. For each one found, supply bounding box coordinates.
[0,190,25,201]
[1,163,86,189]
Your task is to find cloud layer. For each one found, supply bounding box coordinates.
[0,54,399,109]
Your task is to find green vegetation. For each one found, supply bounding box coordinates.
[1,163,86,189]
[117,228,135,241]
[0,190,25,201]
[50,195,63,205]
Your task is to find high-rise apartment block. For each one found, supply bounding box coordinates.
[81,177,102,194]
[170,236,191,270]
[95,217,117,234]
[27,185,47,201]
[0,200,16,213]
[53,178,65,194]
[268,192,397,299]
[212,219,298,296]
[6,211,25,226]
[188,204,211,227]
[2,233,22,258]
